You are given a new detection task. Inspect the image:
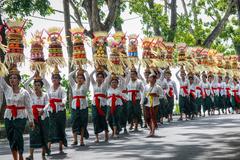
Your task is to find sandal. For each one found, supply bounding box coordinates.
[71,141,78,146]
[25,156,33,160]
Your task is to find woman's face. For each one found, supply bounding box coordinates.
[9,75,20,87]
[148,76,156,84]
[130,71,137,80]
[76,74,85,84]
[189,77,194,84]
[111,80,118,88]
[166,73,171,80]
[202,76,207,82]
[34,81,42,91]
[52,75,60,85]
[96,74,104,84]
[180,73,186,79]
[144,72,150,80]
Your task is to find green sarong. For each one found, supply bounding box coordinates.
[203,96,212,112]
[48,111,67,146]
[120,102,128,128]
[5,118,26,155]
[127,100,142,124]
[179,95,189,114]
[72,108,89,139]
[30,118,49,149]
[166,96,174,115]
[92,105,109,134]
[108,105,122,134]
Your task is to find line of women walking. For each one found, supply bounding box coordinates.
[0,65,240,160]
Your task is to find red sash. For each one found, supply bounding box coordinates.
[226,88,231,98]
[6,105,25,118]
[196,86,203,97]
[204,88,210,98]
[180,86,188,95]
[212,87,218,95]
[127,90,139,105]
[49,98,62,112]
[232,90,240,104]
[94,94,107,116]
[190,89,196,99]
[168,88,174,97]
[73,96,86,109]
[108,94,126,114]
[32,105,45,122]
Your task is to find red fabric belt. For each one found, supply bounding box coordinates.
[180,86,188,95]
[32,105,45,122]
[226,88,231,98]
[190,89,196,99]
[169,88,174,97]
[196,86,203,97]
[108,94,126,114]
[6,105,25,118]
[73,96,86,109]
[127,90,139,105]
[232,90,240,103]
[49,98,62,112]
[94,94,107,116]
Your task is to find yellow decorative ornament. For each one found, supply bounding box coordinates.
[92,31,108,66]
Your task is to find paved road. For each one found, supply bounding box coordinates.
[1,114,240,160]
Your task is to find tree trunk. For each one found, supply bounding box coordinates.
[148,0,161,36]
[203,0,236,48]
[164,0,168,14]
[63,0,73,109]
[168,0,177,42]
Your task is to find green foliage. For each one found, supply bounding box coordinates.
[2,0,53,17]
[128,0,239,55]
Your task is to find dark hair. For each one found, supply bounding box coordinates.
[34,80,44,88]
[131,70,137,75]
[51,74,62,80]
[96,72,105,78]
[9,74,21,81]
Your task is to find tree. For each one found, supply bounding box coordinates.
[68,0,120,37]
[129,0,240,56]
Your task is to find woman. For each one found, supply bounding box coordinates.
[211,72,224,115]
[125,67,144,131]
[107,75,126,138]
[156,68,168,124]
[195,72,203,117]
[231,76,240,114]
[164,68,178,123]
[69,68,90,146]
[141,70,163,137]
[24,73,49,160]
[201,72,212,117]
[188,72,198,119]
[176,67,190,121]
[45,68,67,153]
[0,66,34,160]
[90,68,110,143]
[224,75,232,114]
